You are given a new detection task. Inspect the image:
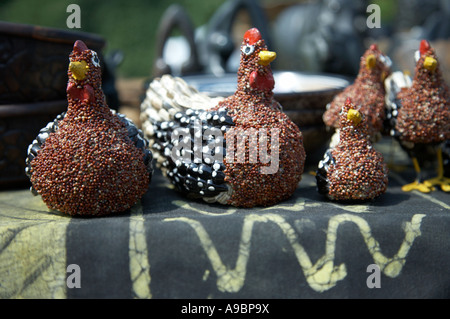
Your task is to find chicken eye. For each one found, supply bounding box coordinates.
[241,44,255,56]
[91,51,100,67]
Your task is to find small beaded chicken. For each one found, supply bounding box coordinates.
[141,28,306,207]
[25,40,153,216]
[385,40,450,193]
[323,44,392,146]
[316,98,388,201]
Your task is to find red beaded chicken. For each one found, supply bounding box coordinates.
[25,40,153,216]
[141,28,306,207]
[385,40,450,192]
[316,98,388,201]
[323,44,392,145]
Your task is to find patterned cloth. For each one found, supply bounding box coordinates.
[0,160,449,299]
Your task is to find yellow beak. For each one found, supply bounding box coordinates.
[258,50,276,66]
[69,60,89,80]
[423,56,437,72]
[347,109,362,126]
[366,54,376,69]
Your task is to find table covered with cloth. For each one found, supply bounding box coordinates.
[0,146,449,299]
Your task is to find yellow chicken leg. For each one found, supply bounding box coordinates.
[423,148,450,192]
[402,157,435,193]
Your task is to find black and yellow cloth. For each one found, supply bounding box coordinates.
[0,164,449,299]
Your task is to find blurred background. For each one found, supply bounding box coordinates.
[1,0,448,78]
[2,0,448,107]
[1,0,225,78]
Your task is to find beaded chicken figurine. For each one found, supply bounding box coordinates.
[385,39,450,193]
[140,28,306,207]
[323,44,392,145]
[25,40,153,216]
[316,98,388,201]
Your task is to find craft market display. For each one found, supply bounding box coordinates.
[17,26,449,217]
[0,1,449,300]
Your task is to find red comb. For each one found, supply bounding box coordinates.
[345,97,352,105]
[419,39,431,55]
[370,43,378,51]
[73,40,88,54]
[244,28,262,45]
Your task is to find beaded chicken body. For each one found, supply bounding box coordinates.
[26,40,153,216]
[385,40,450,193]
[141,28,306,207]
[316,98,388,201]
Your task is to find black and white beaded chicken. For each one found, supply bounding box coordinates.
[141,28,306,207]
[149,106,234,201]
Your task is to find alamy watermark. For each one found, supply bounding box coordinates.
[366,4,381,29]
[66,3,381,32]
[366,264,381,288]
[64,2,381,174]
[66,4,81,29]
[66,264,81,288]
[170,120,280,174]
